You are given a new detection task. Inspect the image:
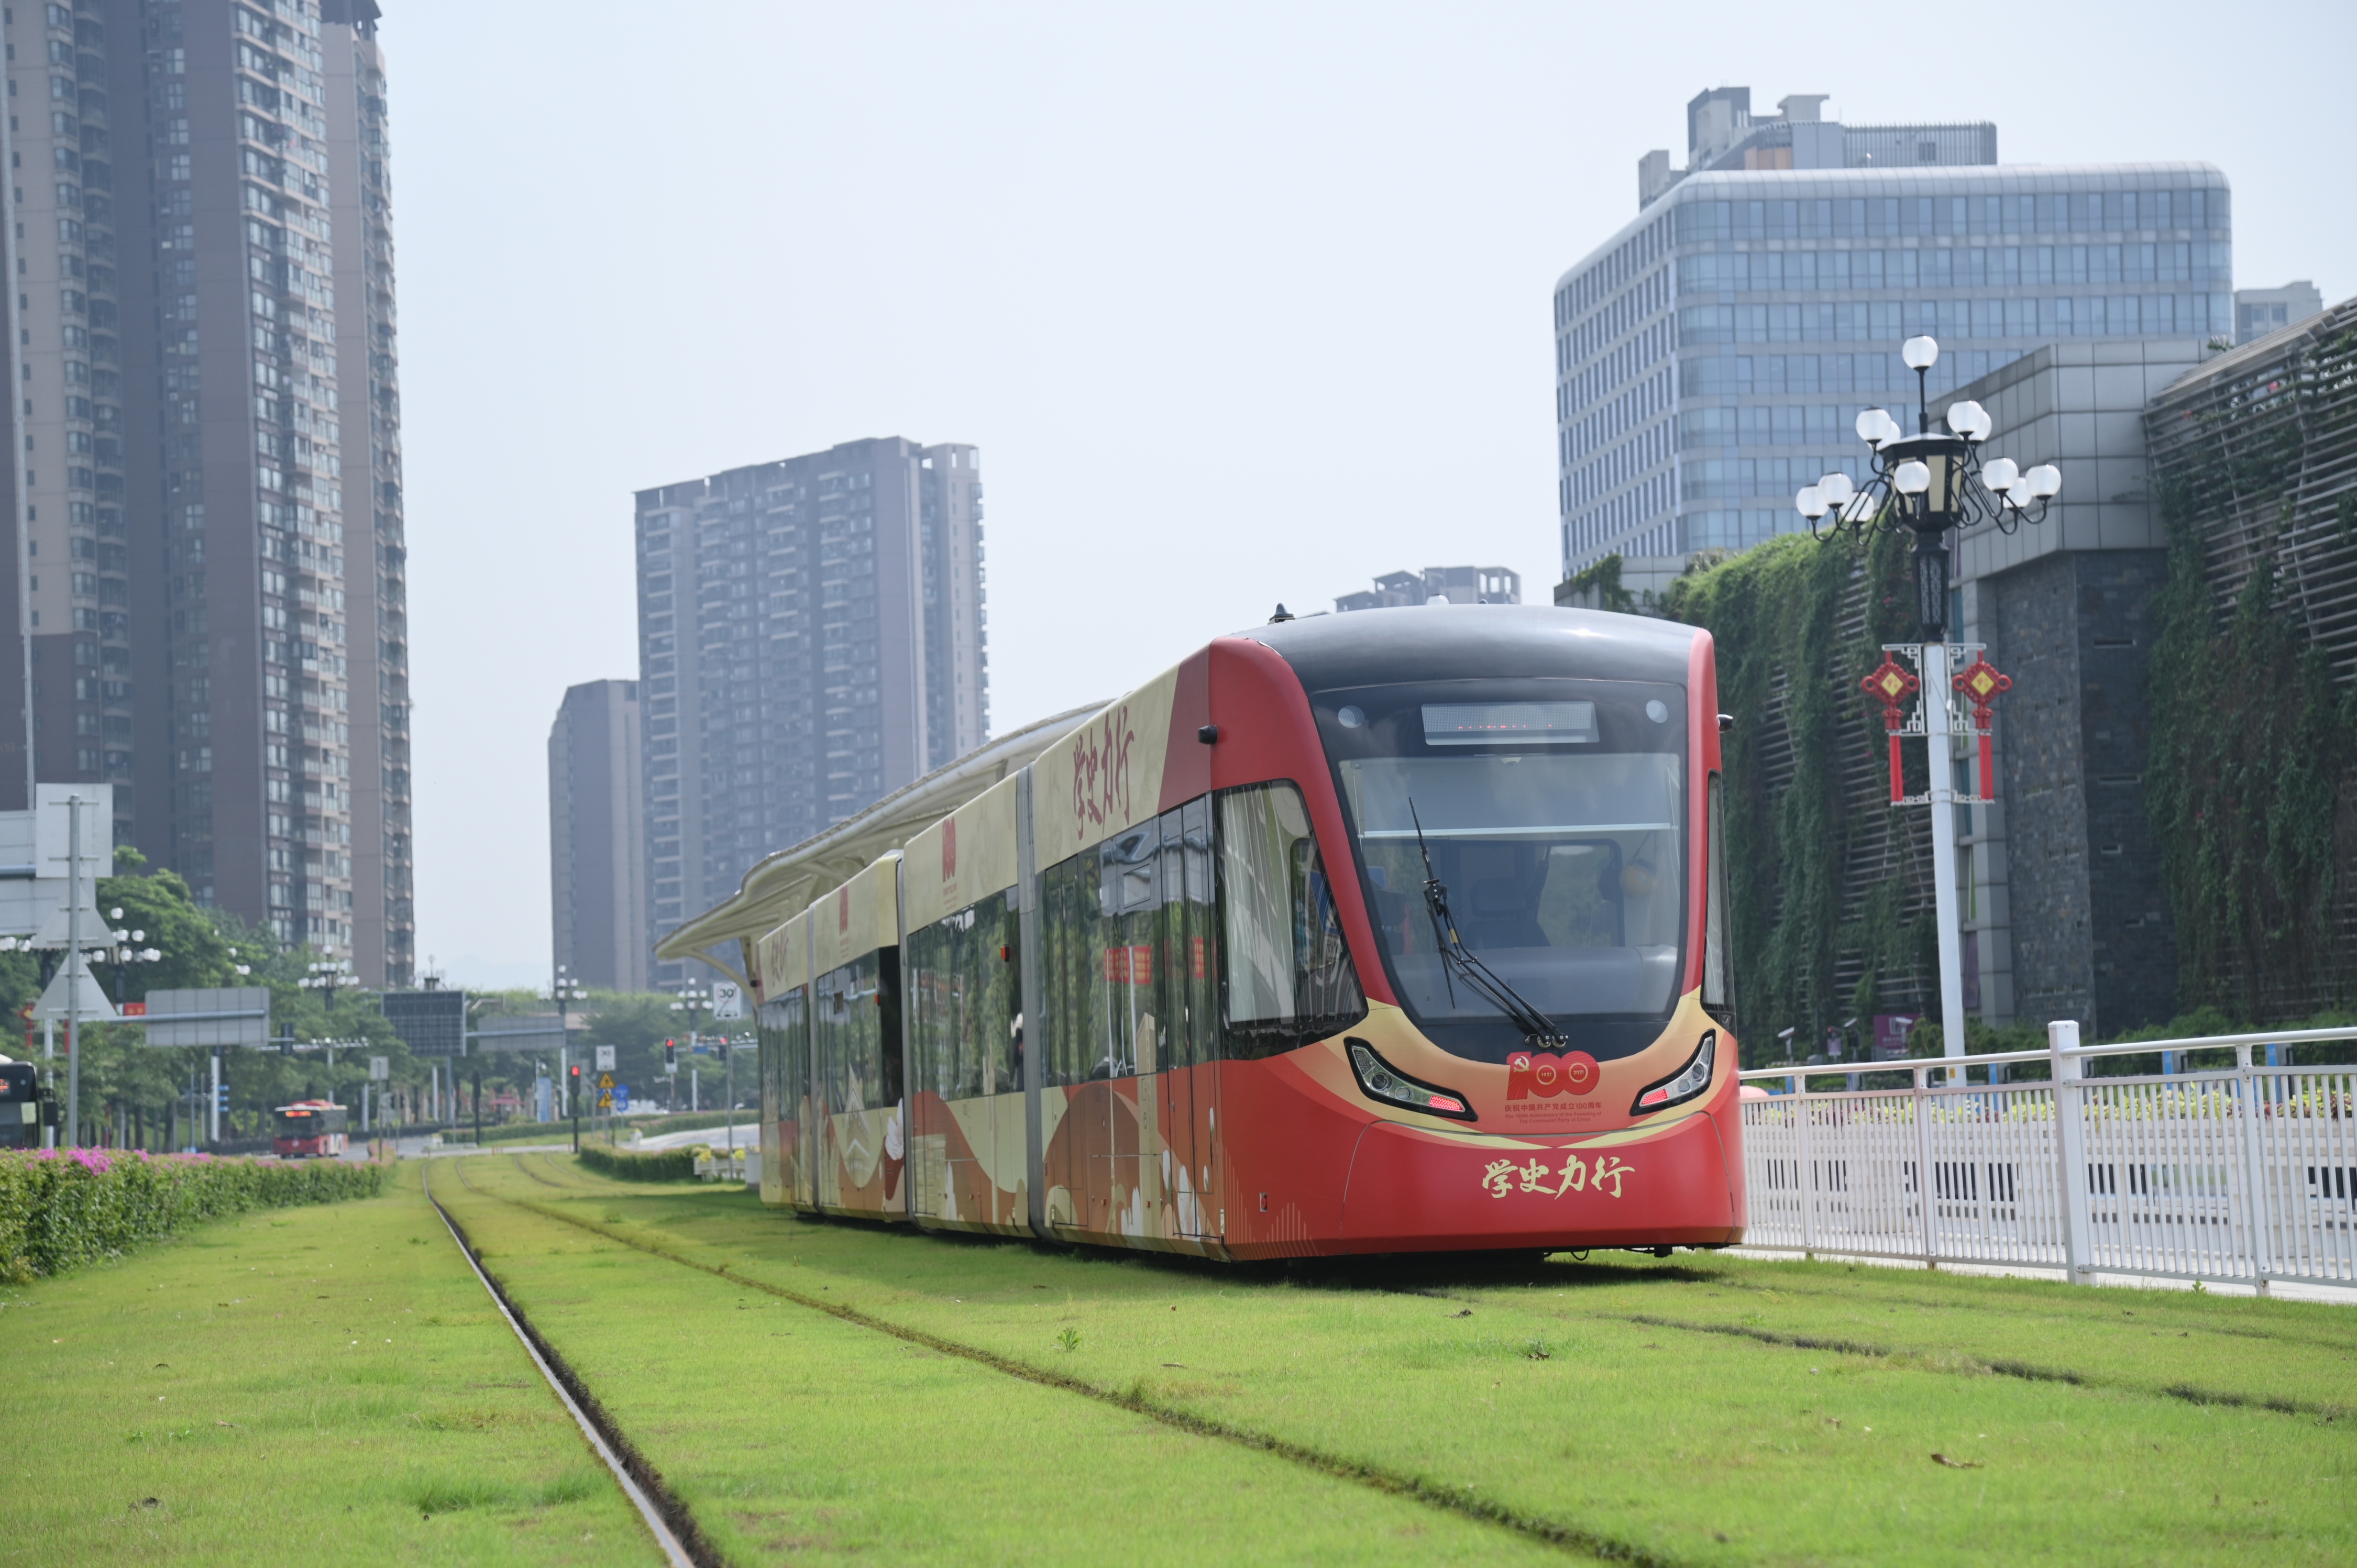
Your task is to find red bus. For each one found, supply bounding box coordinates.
[272,1099,349,1158]
[722,605,1740,1260]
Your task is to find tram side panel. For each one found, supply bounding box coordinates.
[903,890,1029,1235]
[1027,656,1226,1254]
[754,987,806,1208]
[902,779,1030,1236]
[809,856,908,1222]
[754,907,814,1210]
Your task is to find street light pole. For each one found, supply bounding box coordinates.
[1800,335,2059,1081]
[548,964,587,1150]
[668,982,709,1118]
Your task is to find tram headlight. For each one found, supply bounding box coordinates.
[1630,1031,1717,1116]
[1346,1039,1475,1122]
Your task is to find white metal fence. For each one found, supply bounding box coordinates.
[1738,1022,2357,1290]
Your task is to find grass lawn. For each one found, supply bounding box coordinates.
[433,1158,1568,1565]
[0,1162,653,1565]
[456,1151,2357,1566]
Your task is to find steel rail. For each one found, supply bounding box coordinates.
[420,1164,705,1568]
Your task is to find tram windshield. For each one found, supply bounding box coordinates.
[1317,680,1688,1063]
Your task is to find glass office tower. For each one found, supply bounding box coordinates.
[1555,164,2232,578]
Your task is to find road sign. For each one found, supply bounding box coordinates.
[612,1084,630,1112]
[594,1044,616,1072]
[369,1055,390,1082]
[137,986,269,1046]
[382,988,468,1055]
[710,981,744,1021]
[597,1072,615,1091]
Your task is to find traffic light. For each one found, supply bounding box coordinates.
[215,1081,230,1114]
[568,1063,581,1082]
[664,1040,677,1073]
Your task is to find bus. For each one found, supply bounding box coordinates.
[272,1099,349,1158]
[0,1056,46,1149]
[691,604,1740,1260]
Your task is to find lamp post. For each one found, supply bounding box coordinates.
[101,909,163,1010]
[1798,335,2060,1082]
[548,965,587,1150]
[668,982,710,1116]
[300,955,356,1005]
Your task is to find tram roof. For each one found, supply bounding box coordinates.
[654,702,1104,980]
[1246,602,1700,689]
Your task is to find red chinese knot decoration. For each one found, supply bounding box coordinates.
[1952,654,2013,799]
[1862,655,1919,802]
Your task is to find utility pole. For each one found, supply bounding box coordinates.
[65,794,82,1147]
[472,1065,483,1149]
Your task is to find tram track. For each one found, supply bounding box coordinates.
[422,1163,717,1567]
[1392,1285,2354,1423]
[438,1154,1664,1567]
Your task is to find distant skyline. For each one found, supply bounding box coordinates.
[387,2,2355,986]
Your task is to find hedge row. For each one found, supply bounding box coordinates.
[575,1144,699,1182]
[0,1149,386,1282]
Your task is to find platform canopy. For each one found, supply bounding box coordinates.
[655,703,1103,989]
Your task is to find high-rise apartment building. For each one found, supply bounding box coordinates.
[0,0,413,984]
[1556,86,2231,580]
[635,437,987,985]
[548,679,645,993]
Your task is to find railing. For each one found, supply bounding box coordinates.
[1737,1022,2357,1290]
[695,1147,752,1185]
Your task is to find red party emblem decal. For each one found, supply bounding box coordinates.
[1507,1050,1601,1101]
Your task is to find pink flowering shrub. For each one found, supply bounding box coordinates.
[0,1147,383,1281]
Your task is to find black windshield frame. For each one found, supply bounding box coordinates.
[1313,675,1691,1064]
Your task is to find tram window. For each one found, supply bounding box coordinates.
[1038,796,1219,1086]
[813,951,901,1117]
[757,989,805,1120]
[906,887,1021,1101]
[1703,772,1734,1024]
[1321,673,1689,1058]
[1217,781,1365,1058]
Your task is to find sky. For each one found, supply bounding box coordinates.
[390,1,2356,988]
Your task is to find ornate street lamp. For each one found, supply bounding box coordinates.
[100,907,163,1009]
[1796,335,2059,639]
[1794,335,2062,1083]
[301,955,357,1003]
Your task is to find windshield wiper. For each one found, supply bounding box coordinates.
[1408,799,1566,1048]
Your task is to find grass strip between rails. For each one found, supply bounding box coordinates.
[475,1153,2357,1567]
[435,1155,1580,1566]
[0,1161,657,1566]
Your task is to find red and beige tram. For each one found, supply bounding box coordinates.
[728,605,1742,1260]
[272,1099,349,1159]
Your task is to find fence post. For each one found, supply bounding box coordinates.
[2049,1020,2094,1285]
[1795,1071,1818,1259]
[1912,1064,1938,1268]
[2233,1043,2273,1294]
